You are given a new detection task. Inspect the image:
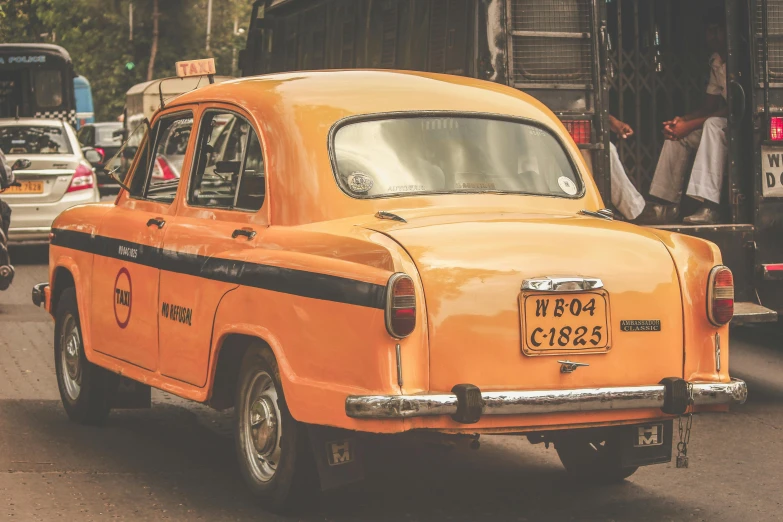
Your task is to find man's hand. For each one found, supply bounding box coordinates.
[609,115,634,139]
[662,116,691,140]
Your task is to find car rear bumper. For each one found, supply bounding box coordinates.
[345,379,747,421]
[7,188,99,242]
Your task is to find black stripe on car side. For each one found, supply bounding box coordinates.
[50,229,387,309]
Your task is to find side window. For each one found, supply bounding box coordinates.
[76,126,87,146]
[127,137,151,197]
[236,130,265,211]
[189,110,265,211]
[129,112,193,203]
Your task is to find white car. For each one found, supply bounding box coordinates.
[0,118,100,242]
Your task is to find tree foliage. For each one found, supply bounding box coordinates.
[0,0,251,120]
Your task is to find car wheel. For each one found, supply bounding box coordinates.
[54,287,114,425]
[554,430,638,483]
[235,345,318,512]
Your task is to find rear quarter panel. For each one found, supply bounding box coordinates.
[206,225,431,431]
[648,229,731,386]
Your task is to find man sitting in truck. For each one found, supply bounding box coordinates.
[636,8,728,226]
[608,115,645,221]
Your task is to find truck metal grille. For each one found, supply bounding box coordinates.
[510,0,593,85]
[511,0,592,32]
[756,1,783,81]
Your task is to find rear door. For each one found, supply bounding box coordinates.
[726,0,753,223]
[89,109,195,371]
[157,106,267,387]
[506,0,610,195]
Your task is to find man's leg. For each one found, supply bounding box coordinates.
[635,129,702,224]
[648,130,703,204]
[684,116,728,210]
[609,142,646,220]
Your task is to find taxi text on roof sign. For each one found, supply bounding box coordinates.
[175,58,216,78]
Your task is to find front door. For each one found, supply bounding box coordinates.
[158,106,267,386]
[90,109,195,371]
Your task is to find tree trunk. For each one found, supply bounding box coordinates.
[147,0,159,81]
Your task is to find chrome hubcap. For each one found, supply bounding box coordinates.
[60,315,82,401]
[242,371,282,482]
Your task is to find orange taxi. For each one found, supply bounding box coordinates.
[32,69,747,511]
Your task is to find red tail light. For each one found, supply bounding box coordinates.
[385,273,416,338]
[564,120,592,144]
[152,156,177,180]
[771,117,783,141]
[94,147,106,161]
[66,164,95,193]
[707,266,734,326]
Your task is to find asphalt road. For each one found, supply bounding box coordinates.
[1,244,782,521]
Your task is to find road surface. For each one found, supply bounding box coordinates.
[1,244,781,521]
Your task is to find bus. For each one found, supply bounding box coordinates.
[240,0,783,326]
[73,75,95,129]
[0,44,77,127]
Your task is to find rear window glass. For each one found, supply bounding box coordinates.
[332,115,581,198]
[0,125,72,154]
[96,126,122,145]
[34,69,63,108]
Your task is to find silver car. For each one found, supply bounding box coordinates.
[0,118,100,242]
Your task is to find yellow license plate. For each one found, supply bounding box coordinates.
[4,181,44,194]
[521,292,610,355]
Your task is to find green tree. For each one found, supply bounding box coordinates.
[0,0,252,121]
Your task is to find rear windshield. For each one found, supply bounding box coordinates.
[332,116,581,198]
[0,125,72,155]
[96,125,122,145]
[34,69,64,109]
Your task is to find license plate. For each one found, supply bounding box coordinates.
[4,181,43,194]
[762,146,783,197]
[521,291,609,354]
[621,421,672,468]
[634,424,664,447]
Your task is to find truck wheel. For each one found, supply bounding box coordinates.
[235,345,318,512]
[54,287,114,425]
[554,431,638,483]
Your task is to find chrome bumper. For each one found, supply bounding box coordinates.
[345,379,747,420]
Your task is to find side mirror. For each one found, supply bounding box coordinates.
[11,159,31,171]
[83,147,104,166]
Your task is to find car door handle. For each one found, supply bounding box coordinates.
[146,217,166,229]
[232,228,256,240]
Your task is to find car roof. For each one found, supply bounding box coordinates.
[90,122,122,128]
[169,70,561,128]
[0,118,65,128]
[160,70,598,227]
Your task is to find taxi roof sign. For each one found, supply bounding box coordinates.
[176,58,216,78]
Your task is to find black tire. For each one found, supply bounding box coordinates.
[234,345,318,513]
[554,430,638,483]
[54,287,114,425]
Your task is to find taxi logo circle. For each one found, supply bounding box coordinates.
[113,268,132,329]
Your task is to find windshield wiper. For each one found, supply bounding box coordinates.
[375,210,407,223]
[579,209,614,221]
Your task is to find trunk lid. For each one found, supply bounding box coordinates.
[3,154,78,204]
[367,210,684,391]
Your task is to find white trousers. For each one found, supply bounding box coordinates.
[649,117,728,204]
[609,142,646,220]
